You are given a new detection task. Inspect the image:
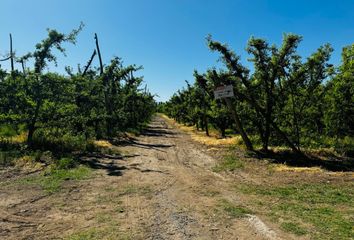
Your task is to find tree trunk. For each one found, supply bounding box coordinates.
[94,33,104,75]
[263,112,271,151]
[270,120,302,154]
[204,112,209,136]
[220,127,226,138]
[27,99,42,146]
[292,94,301,149]
[94,33,113,137]
[20,60,26,76]
[233,87,301,154]
[200,117,205,131]
[225,98,253,151]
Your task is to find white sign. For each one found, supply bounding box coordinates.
[214,85,234,99]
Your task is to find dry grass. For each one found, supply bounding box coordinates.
[6,132,28,143]
[15,155,45,171]
[191,134,243,146]
[160,114,243,147]
[93,140,114,148]
[272,164,324,173]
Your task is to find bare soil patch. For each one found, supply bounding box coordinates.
[1,115,352,239]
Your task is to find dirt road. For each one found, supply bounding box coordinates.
[1,115,294,240]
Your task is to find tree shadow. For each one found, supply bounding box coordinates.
[141,128,176,137]
[253,150,354,172]
[129,165,169,175]
[80,152,140,176]
[80,153,169,177]
[80,157,126,176]
[110,138,174,152]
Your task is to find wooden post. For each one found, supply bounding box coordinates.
[20,59,26,76]
[82,49,97,76]
[94,33,103,75]
[10,34,14,72]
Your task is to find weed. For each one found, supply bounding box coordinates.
[237,182,354,239]
[56,157,76,169]
[118,185,152,196]
[212,154,244,172]
[66,227,133,240]
[96,212,112,223]
[280,222,307,235]
[18,165,92,193]
[218,199,252,218]
[115,205,125,213]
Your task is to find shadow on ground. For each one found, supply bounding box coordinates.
[110,138,174,151]
[140,127,176,137]
[80,153,135,176]
[252,150,354,172]
[80,153,168,176]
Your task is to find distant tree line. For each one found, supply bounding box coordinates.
[161,34,353,155]
[0,25,156,153]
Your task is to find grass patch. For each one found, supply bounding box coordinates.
[66,227,132,240]
[18,165,92,193]
[213,154,244,172]
[239,183,353,205]
[237,182,354,239]
[218,199,252,218]
[281,222,307,235]
[96,185,152,204]
[199,189,220,197]
[118,184,152,196]
[96,212,113,223]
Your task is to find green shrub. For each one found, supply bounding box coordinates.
[56,157,76,169]
[32,128,87,153]
[0,124,17,138]
[0,150,21,166]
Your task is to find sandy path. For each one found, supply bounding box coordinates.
[0,115,292,240]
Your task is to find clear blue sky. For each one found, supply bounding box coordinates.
[1,0,353,101]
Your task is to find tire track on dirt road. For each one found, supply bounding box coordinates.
[117,115,289,240]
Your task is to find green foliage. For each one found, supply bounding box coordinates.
[163,36,353,154]
[0,25,156,156]
[56,157,76,169]
[324,44,354,137]
[31,129,88,153]
[0,124,17,138]
[0,150,21,166]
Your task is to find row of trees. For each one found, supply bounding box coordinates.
[162,34,353,154]
[0,25,156,152]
